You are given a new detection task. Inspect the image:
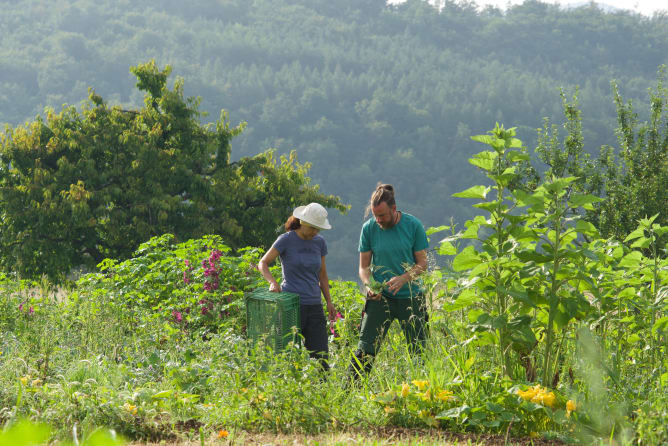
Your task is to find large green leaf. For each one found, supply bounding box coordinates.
[569,193,603,208]
[507,151,530,162]
[543,176,578,194]
[473,201,501,213]
[575,220,599,237]
[508,315,537,354]
[624,227,646,242]
[443,288,480,311]
[426,225,450,236]
[453,245,481,271]
[461,222,480,239]
[436,405,470,419]
[469,151,498,171]
[452,185,491,199]
[619,251,643,268]
[437,241,457,256]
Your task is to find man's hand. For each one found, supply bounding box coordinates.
[365,286,382,300]
[269,281,281,292]
[386,274,408,295]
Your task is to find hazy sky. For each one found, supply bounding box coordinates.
[482,1,666,16]
[389,1,667,17]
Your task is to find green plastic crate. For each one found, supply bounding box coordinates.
[246,289,301,350]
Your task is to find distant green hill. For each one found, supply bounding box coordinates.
[1,0,667,278]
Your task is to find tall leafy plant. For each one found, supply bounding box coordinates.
[444,124,601,385]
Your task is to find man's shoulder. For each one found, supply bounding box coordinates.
[402,213,424,227]
[361,218,376,232]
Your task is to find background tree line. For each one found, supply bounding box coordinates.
[1,0,667,278]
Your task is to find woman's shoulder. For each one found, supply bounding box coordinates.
[273,230,294,246]
[313,233,327,244]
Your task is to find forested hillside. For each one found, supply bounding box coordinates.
[1,0,667,278]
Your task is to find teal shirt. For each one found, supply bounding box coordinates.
[359,213,429,299]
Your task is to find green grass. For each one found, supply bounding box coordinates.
[0,236,665,445]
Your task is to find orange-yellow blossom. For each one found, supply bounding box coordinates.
[412,379,429,391]
[436,390,454,402]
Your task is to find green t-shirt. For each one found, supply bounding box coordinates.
[358,212,429,299]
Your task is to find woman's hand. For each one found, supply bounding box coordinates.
[269,281,281,292]
[326,301,337,321]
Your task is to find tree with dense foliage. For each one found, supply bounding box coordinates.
[0,61,346,280]
[516,72,668,245]
[1,0,667,277]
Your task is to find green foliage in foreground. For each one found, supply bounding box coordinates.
[0,123,665,445]
[0,222,665,445]
[0,60,346,282]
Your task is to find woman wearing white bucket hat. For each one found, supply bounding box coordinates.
[258,202,336,371]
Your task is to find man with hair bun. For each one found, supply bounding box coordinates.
[349,183,429,380]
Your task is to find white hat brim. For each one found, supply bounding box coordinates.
[293,206,331,230]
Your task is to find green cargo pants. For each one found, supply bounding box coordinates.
[357,294,428,357]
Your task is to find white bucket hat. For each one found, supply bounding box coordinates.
[293,203,331,230]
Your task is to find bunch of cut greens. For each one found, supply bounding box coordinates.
[366,264,391,295]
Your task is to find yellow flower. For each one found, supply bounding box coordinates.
[421,389,432,401]
[517,388,534,401]
[217,429,229,439]
[566,400,577,412]
[400,382,410,398]
[542,392,556,408]
[19,376,29,386]
[257,393,267,402]
[123,403,138,415]
[436,390,453,402]
[384,405,396,414]
[529,388,556,408]
[412,379,429,391]
[31,378,42,387]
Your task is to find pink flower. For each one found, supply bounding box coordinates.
[201,306,209,315]
[28,306,34,315]
[172,310,183,323]
[184,259,190,267]
[18,303,23,312]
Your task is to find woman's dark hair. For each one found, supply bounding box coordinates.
[285,215,301,231]
[365,183,395,216]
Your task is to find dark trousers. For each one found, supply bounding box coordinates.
[300,304,329,371]
[357,294,428,356]
[349,294,428,381]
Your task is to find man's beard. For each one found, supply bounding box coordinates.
[379,211,397,229]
